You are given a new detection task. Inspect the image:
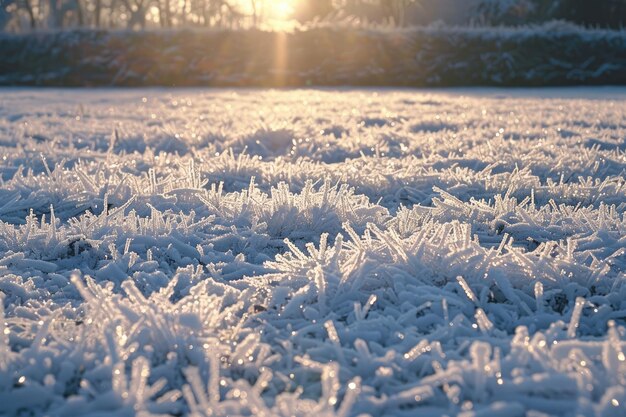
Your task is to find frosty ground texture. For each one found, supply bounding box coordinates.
[0,88,625,416]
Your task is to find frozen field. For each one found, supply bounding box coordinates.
[1,88,626,416]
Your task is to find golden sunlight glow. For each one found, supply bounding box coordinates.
[271,0,296,19]
[234,0,299,29]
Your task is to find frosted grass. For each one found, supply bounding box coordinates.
[0,88,625,416]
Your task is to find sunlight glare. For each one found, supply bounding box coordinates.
[232,0,300,29]
[272,0,295,19]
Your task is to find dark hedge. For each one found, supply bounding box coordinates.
[1,23,625,87]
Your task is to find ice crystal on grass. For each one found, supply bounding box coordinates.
[0,88,625,416]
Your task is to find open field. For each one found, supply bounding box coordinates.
[0,88,626,416]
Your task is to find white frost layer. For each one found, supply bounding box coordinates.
[0,88,625,416]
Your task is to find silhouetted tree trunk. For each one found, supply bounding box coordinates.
[48,0,63,28]
[122,0,146,28]
[74,0,84,25]
[201,0,210,26]
[22,0,37,28]
[180,0,188,24]
[94,0,102,27]
[159,0,172,27]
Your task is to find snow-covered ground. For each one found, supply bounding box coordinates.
[1,88,626,416]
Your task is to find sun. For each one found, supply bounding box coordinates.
[234,0,299,29]
[269,0,297,20]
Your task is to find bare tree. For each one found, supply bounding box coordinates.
[14,0,37,28]
[159,0,172,27]
[73,0,84,25]
[94,0,102,27]
[47,0,63,27]
[120,0,147,28]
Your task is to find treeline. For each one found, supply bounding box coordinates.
[1,0,624,32]
[0,0,420,31]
